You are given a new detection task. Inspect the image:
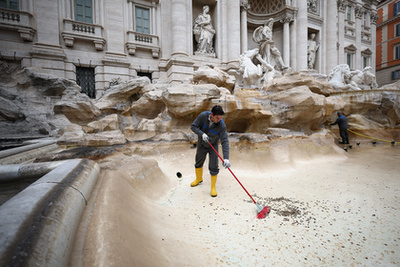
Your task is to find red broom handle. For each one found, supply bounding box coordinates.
[208,142,257,204]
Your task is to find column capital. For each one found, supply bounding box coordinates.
[370,12,379,25]
[355,5,363,19]
[240,0,250,11]
[280,15,293,24]
[337,0,347,13]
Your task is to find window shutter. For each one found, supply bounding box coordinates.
[396,24,400,36]
[136,7,150,34]
[75,0,92,23]
[394,2,400,17]
[0,0,18,10]
[84,0,92,23]
[396,46,400,60]
[76,0,84,22]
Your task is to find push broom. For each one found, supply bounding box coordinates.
[208,142,270,219]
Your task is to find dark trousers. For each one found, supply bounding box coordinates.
[195,144,219,176]
[340,128,349,143]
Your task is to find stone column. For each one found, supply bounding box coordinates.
[171,0,188,56]
[240,1,250,53]
[296,0,308,71]
[281,16,292,68]
[220,0,228,62]
[127,1,133,31]
[325,0,339,74]
[151,2,157,35]
[161,0,193,83]
[370,12,379,72]
[355,5,363,70]
[94,0,103,24]
[226,0,241,69]
[336,2,345,68]
[61,0,72,19]
[290,15,297,71]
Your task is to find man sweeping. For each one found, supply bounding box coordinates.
[190,105,230,197]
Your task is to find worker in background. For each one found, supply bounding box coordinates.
[330,111,349,144]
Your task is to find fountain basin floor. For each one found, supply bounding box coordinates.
[73,138,400,266]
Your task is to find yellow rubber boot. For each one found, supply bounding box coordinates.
[190,167,203,187]
[211,175,217,197]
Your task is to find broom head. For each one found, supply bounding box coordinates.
[256,203,270,219]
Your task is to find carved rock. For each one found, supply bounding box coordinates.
[54,86,101,125]
[86,114,120,133]
[265,71,335,96]
[266,86,331,131]
[192,66,235,92]
[162,84,220,118]
[0,96,25,121]
[129,88,166,119]
[95,77,151,114]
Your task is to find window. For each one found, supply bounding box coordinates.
[395,45,400,60]
[75,0,93,24]
[396,24,400,37]
[363,56,370,69]
[394,2,400,17]
[76,67,96,98]
[392,70,400,80]
[135,6,150,34]
[137,71,152,81]
[347,53,353,69]
[363,12,369,27]
[0,0,18,10]
[346,5,352,21]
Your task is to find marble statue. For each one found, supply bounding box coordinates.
[348,67,378,89]
[237,48,264,88]
[328,64,378,90]
[252,18,288,71]
[328,64,356,90]
[193,5,216,57]
[235,48,275,88]
[307,33,319,69]
[362,67,378,89]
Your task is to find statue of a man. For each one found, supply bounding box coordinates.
[193,5,216,56]
[307,33,319,69]
[252,18,288,70]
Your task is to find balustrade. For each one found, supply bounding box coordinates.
[0,8,35,41]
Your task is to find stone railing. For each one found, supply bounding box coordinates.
[0,8,35,41]
[126,31,160,58]
[62,19,106,51]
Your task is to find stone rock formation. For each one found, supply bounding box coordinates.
[192,66,235,92]
[0,60,399,146]
[54,85,101,125]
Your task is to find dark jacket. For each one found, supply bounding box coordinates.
[191,111,229,159]
[330,115,348,129]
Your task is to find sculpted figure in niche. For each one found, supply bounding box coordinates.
[307,33,319,69]
[193,5,216,57]
[308,0,317,13]
[252,18,288,71]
